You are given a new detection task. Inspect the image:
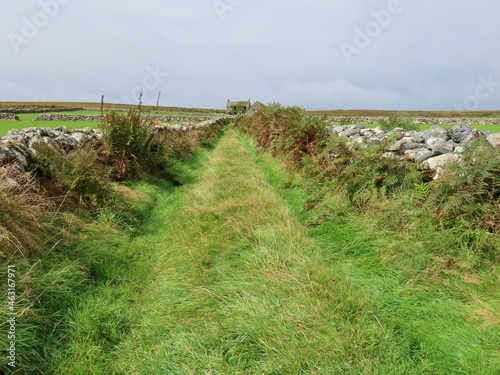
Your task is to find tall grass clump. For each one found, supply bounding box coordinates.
[318,135,425,208]
[32,142,114,207]
[0,164,55,256]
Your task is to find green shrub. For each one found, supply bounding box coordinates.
[99,109,166,179]
[319,136,424,207]
[426,139,500,256]
[236,103,327,168]
[339,116,353,125]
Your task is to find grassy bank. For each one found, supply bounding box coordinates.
[242,133,500,374]
[0,129,223,373]
[0,110,225,373]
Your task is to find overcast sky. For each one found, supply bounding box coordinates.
[1,1,500,111]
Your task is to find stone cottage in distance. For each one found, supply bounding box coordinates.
[226,99,266,115]
[226,99,251,115]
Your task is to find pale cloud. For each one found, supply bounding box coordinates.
[1,0,499,110]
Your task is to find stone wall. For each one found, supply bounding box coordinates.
[327,124,500,179]
[0,107,83,114]
[327,116,500,126]
[0,113,20,121]
[0,116,231,175]
[35,114,215,122]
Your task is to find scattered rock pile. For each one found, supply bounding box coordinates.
[328,116,500,126]
[326,124,500,179]
[0,113,20,121]
[0,116,230,176]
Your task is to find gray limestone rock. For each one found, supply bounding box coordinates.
[449,125,473,143]
[462,129,484,144]
[404,148,434,162]
[486,132,500,148]
[421,153,461,171]
[431,140,454,155]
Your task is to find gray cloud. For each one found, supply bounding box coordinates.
[1,0,499,110]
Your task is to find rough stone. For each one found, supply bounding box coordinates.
[35,113,214,123]
[404,148,434,162]
[426,136,441,149]
[387,137,413,152]
[486,132,500,148]
[431,140,454,155]
[381,152,403,161]
[449,125,473,143]
[421,153,461,171]
[401,142,426,151]
[327,116,500,126]
[462,129,484,144]
[427,125,450,141]
[0,113,19,121]
[0,177,18,190]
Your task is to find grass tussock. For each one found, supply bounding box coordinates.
[0,164,55,257]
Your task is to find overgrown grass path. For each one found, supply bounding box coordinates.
[110,129,387,373]
[58,129,497,374]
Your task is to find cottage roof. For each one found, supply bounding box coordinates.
[228,100,250,107]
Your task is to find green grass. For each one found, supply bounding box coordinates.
[241,132,500,374]
[0,113,99,135]
[1,128,498,373]
[0,141,216,373]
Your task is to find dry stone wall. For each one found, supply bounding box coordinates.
[0,116,230,176]
[0,107,83,114]
[327,116,500,126]
[35,114,214,122]
[327,124,500,179]
[0,113,20,121]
